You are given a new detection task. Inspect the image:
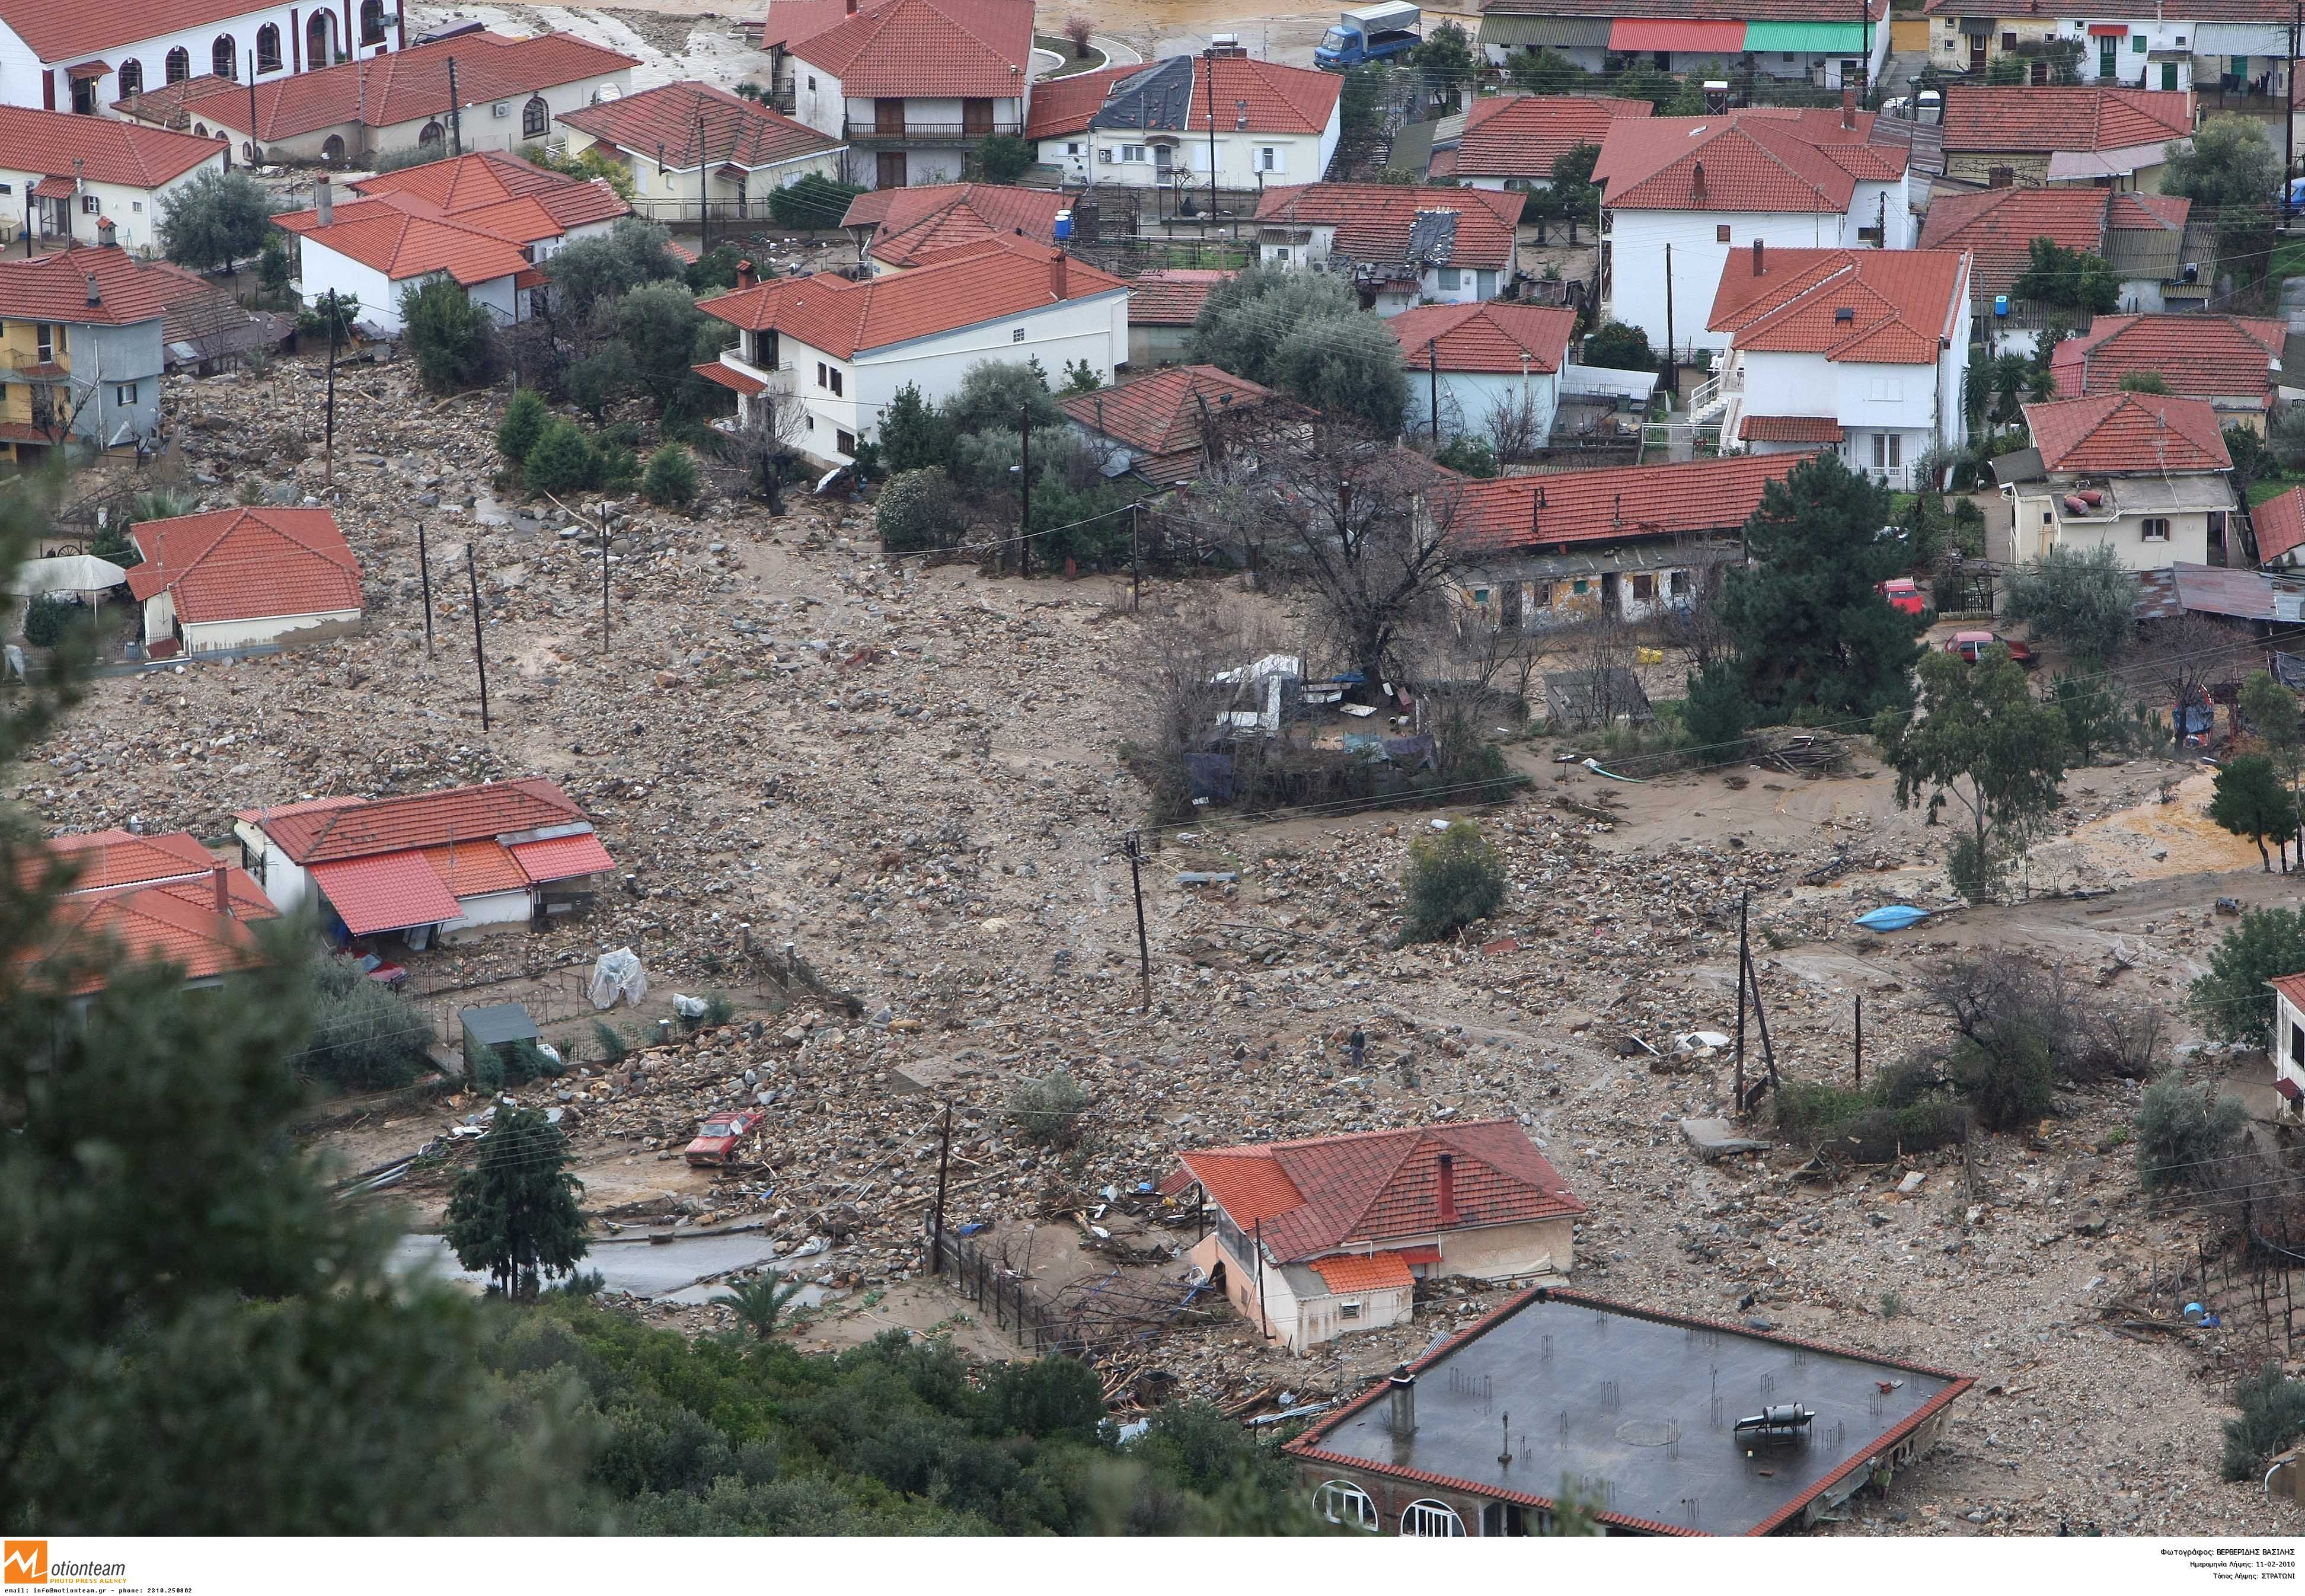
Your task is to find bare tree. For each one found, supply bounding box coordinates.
[2124,611,2252,735]
[709,388,813,510]
[1273,441,1467,688]
[1063,13,1094,53]
[1660,545,1735,675]
[1482,388,1548,463]
[1129,594,1292,816]
[1549,607,1644,728]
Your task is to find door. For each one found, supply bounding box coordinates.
[1969,35,1987,71]
[874,97,905,135]
[2029,59,2048,84]
[1601,571,1620,616]
[876,149,906,187]
[2099,41,2116,78]
[2162,61,2178,90]
[962,97,992,135]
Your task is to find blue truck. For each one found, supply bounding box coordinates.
[1314,2,1422,68]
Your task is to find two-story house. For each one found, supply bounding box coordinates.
[1595,103,1913,358]
[2049,314,2287,432]
[1475,0,1892,90]
[558,79,844,224]
[785,0,1032,190]
[0,106,223,253]
[0,0,404,120]
[1938,84,2194,190]
[1698,242,1972,489]
[1026,51,1342,191]
[695,235,1127,468]
[1387,300,1578,445]
[0,244,165,465]
[1916,184,2209,341]
[1924,0,2259,94]
[1250,183,1523,317]
[2004,390,2234,569]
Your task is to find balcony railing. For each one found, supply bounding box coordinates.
[841,120,1022,143]
[720,344,796,386]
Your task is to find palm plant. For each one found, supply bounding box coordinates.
[720,1269,806,1340]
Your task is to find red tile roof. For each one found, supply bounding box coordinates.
[0,106,219,188]
[699,237,1124,357]
[348,150,629,231]
[116,33,635,141]
[0,244,170,324]
[839,182,1070,267]
[558,79,837,171]
[126,507,362,626]
[1385,301,1578,375]
[253,777,596,865]
[508,831,615,883]
[695,359,768,396]
[33,874,272,993]
[1596,108,1905,215]
[1169,1119,1583,1262]
[1451,452,1811,553]
[0,0,277,62]
[1059,365,1280,465]
[1309,1250,1417,1293]
[764,0,875,49]
[274,155,625,285]
[419,840,531,898]
[1914,184,2111,302]
[309,851,468,936]
[35,828,212,893]
[2111,190,2191,232]
[1708,247,1968,365]
[1487,0,1886,17]
[293,209,537,285]
[1453,92,1651,183]
[2048,314,2284,409]
[1023,63,1138,138]
[1184,56,1342,136]
[1741,413,1846,442]
[2256,487,2305,564]
[790,0,1032,98]
[1940,85,2194,154]
[1253,183,1524,273]
[2023,391,2232,475]
[2269,971,2305,1010]
[1126,266,1233,327]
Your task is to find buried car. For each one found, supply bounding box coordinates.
[684,1109,767,1166]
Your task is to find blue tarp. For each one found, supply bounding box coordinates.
[1854,905,1934,932]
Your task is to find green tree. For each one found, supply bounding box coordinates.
[718,1269,806,1340]
[641,442,701,508]
[2209,752,2295,872]
[685,243,742,296]
[1340,62,1387,142]
[2052,672,2127,764]
[1683,660,1753,757]
[2135,1072,2250,1193]
[1272,310,1408,434]
[2240,671,2303,858]
[1721,452,1923,718]
[564,343,637,424]
[1986,53,2027,84]
[1409,20,1477,101]
[1610,60,1680,109]
[879,382,953,471]
[2163,113,2282,284]
[1876,644,2070,901]
[2000,542,2134,664]
[1402,819,1505,942]
[1580,320,1655,372]
[2224,1364,2305,1483]
[543,215,683,323]
[613,281,720,424]
[1062,357,1102,394]
[1434,435,1499,476]
[976,132,1035,183]
[2118,369,2170,394]
[946,358,1066,436]
[875,465,965,551]
[158,168,274,273]
[445,1104,589,1300]
[258,228,295,296]
[2009,236,2120,316]
[496,387,548,471]
[524,417,597,496]
[2226,423,2275,499]
[1191,264,1362,387]
[768,172,866,229]
[2188,906,2305,1046]
[1989,351,2031,424]
[1509,49,1588,93]
[401,278,499,393]
[1537,142,1600,244]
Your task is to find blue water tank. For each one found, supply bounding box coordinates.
[1053,210,1072,241]
[1993,293,2010,317]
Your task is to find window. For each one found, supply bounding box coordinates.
[1401,1500,1465,1537]
[837,428,856,455]
[2133,34,2147,51]
[1315,1481,1379,1530]
[1868,376,1903,403]
[816,360,828,387]
[1011,328,1025,342]
[119,59,143,99]
[1572,578,1589,596]
[36,324,58,361]
[213,35,237,79]
[165,47,190,84]
[241,142,256,163]
[1339,1301,1362,1320]
[1257,146,1278,171]
[2291,1020,2303,1062]
[1272,245,1290,262]
[114,383,136,406]
[2142,516,2172,541]
[1716,223,1731,242]
[1437,267,1461,289]
[419,120,445,146]
[522,95,548,137]
[132,200,142,213]
[361,0,386,44]
[80,194,98,215]
[1122,143,1146,162]
[829,367,843,395]
[2003,31,2017,48]
[1782,51,1795,62]
[70,75,95,115]
[1872,432,1901,469]
[1065,141,1080,155]
[256,24,282,71]
[1632,573,1656,601]
[1669,570,1690,596]
[1530,581,1551,608]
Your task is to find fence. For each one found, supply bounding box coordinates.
[925,1221,1070,1355]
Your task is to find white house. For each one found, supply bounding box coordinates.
[2005,391,2234,570]
[0,106,223,252]
[1027,52,1342,191]
[697,235,1128,468]
[2272,973,2305,1116]
[113,30,637,167]
[558,79,844,223]
[277,151,628,334]
[127,506,362,657]
[785,0,1032,190]
[1596,103,1913,359]
[1697,242,1972,491]
[1159,1121,1584,1354]
[1388,300,1578,446]
[0,0,403,121]
[1252,182,1523,318]
[1475,0,1892,90]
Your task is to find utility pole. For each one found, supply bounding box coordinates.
[1428,339,1440,442]
[2290,0,2301,222]
[1747,952,1779,1097]
[416,520,434,660]
[929,1102,953,1275]
[697,103,711,257]
[324,291,339,485]
[1128,501,1141,611]
[1203,46,1219,228]
[1254,1216,1269,1340]
[1858,0,1869,101]
[1734,890,1748,1118]
[1123,832,1151,1011]
[1663,240,1676,400]
[1018,401,1032,578]
[467,550,490,732]
[445,56,462,156]
[1854,992,1863,1089]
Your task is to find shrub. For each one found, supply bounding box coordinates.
[2224,1363,2305,1482]
[591,1020,628,1063]
[565,345,637,423]
[641,443,700,508]
[20,596,75,647]
[876,467,965,552]
[1402,820,1505,943]
[1682,662,1752,759]
[1943,1030,2054,1132]
[496,388,548,470]
[293,956,434,1091]
[593,444,641,494]
[1433,435,1499,478]
[702,994,736,1027]
[401,278,499,393]
[525,419,596,497]
[769,173,866,229]
[976,133,1035,184]
[1879,1289,1903,1319]
[2133,1072,2249,1192]
[1006,1070,1087,1150]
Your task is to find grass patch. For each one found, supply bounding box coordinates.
[1033,33,1108,76]
[2250,476,2296,507]
[2272,234,2305,283]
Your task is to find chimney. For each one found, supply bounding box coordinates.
[211,863,231,918]
[1386,1365,1418,1437]
[736,257,756,289]
[845,0,857,11]
[96,218,115,248]
[315,177,333,226]
[1436,1151,1459,1225]
[1752,238,1765,277]
[1689,158,1705,203]
[1841,86,1856,130]
[84,273,99,308]
[1050,246,1067,299]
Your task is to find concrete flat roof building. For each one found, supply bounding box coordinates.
[1285,1286,1969,1537]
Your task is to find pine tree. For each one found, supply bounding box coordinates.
[446,1105,590,1299]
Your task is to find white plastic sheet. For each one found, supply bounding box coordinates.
[588,947,647,1010]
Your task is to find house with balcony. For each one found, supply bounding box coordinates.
[0,106,224,253]
[2049,313,2287,432]
[1923,0,2269,95]
[0,244,164,465]
[2003,391,2233,570]
[1025,51,1342,191]
[1595,103,1913,358]
[1251,183,1522,317]
[1158,1119,1584,1353]
[1938,84,2194,190]
[695,235,1126,468]
[1916,184,2209,340]
[113,30,637,168]
[558,79,842,224]
[1696,242,1972,490]
[1474,0,1892,90]
[784,0,1032,190]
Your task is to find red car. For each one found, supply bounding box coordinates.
[1878,577,1926,616]
[1944,630,2035,666]
[684,1109,767,1166]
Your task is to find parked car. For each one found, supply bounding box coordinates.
[1878,577,1926,616]
[1944,630,2034,666]
[684,1108,767,1166]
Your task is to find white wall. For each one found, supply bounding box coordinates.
[1406,367,1559,443]
[233,818,312,912]
[0,155,226,252]
[791,62,844,137]
[1077,102,1339,190]
[0,0,399,118]
[2278,990,2305,1095]
[569,128,839,213]
[295,237,397,330]
[181,605,361,652]
[1604,207,1856,354]
[440,886,532,941]
[2010,486,2221,568]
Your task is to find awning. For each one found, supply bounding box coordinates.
[2197,23,2289,52]
[693,359,766,397]
[65,59,110,79]
[1959,17,1994,35]
[510,831,615,884]
[30,175,74,198]
[2047,142,2174,179]
[308,851,462,936]
[2278,1075,2303,1105]
[1477,14,1610,49]
[512,266,546,289]
[2087,23,2130,37]
[1744,21,1868,53]
[1396,1244,1442,1266]
[1609,18,1745,52]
